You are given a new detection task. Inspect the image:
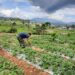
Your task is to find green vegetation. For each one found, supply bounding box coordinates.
[0,18,33,33]
[0,18,75,75]
[32,32,75,58]
[0,56,24,75]
[0,31,75,75]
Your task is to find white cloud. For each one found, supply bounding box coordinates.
[0,8,14,17]
[0,4,75,23]
[0,6,48,19]
[48,7,75,22]
[49,11,64,20]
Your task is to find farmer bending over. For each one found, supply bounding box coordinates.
[17,32,31,48]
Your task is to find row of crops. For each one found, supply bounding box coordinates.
[32,32,75,58]
[0,56,24,75]
[0,31,75,75]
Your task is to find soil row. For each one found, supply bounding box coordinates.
[0,48,50,75]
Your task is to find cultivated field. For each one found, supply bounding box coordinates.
[0,56,24,75]
[0,28,75,75]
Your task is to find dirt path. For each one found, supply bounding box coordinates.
[0,48,50,75]
[0,33,16,36]
[31,46,44,52]
[31,46,71,60]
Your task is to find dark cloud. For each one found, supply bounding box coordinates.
[30,0,75,12]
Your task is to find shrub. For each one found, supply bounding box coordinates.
[50,33,57,41]
[67,33,71,36]
[8,27,17,33]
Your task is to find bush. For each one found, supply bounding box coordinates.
[50,33,57,41]
[0,30,7,33]
[67,33,71,36]
[8,27,17,33]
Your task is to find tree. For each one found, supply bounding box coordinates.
[8,22,17,33]
[71,25,75,28]
[12,22,16,26]
[35,22,51,35]
[35,24,41,34]
[44,22,51,28]
[41,23,47,34]
[66,25,69,30]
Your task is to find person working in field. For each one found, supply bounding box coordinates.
[17,32,31,48]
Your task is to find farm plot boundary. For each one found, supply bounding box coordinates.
[0,48,50,75]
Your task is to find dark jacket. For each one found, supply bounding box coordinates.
[18,33,29,39]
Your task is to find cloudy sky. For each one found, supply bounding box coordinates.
[0,0,75,23]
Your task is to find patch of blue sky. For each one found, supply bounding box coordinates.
[0,0,32,9]
[16,2,32,8]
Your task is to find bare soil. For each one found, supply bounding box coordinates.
[0,48,50,75]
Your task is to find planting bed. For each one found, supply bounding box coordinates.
[32,33,75,58]
[0,55,24,75]
[0,32,75,75]
[0,49,49,75]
